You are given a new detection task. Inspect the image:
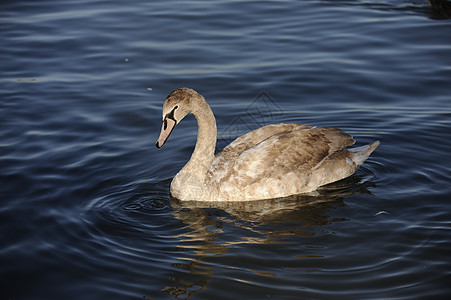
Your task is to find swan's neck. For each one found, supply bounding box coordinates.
[171,99,217,200]
[189,102,217,171]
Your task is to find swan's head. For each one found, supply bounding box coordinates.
[155,88,203,148]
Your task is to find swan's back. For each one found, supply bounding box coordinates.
[204,123,377,201]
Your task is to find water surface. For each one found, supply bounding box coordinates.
[1,0,451,299]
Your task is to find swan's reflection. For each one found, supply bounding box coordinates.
[161,174,374,299]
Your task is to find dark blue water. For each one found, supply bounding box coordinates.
[1,0,451,299]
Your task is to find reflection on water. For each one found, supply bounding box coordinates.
[163,174,373,298]
[2,0,451,298]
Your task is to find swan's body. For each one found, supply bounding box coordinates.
[156,88,379,201]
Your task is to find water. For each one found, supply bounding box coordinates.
[1,0,451,299]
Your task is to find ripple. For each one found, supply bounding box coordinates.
[123,196,167,212]
[2,0,451,299]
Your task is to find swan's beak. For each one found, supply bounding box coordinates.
[156,118,176,148]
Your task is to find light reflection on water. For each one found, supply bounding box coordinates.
[1,0,451,299]
[163,175,374,298]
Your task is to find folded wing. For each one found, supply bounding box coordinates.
[205,124,362,200]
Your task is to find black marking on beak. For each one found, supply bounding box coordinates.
[166,105,178,124]
[155,105,179,149]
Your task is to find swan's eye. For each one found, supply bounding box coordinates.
[163,119,167,130]
[174,105,179,109]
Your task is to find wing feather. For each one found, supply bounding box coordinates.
[206,124,355,198]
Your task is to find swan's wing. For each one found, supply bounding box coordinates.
[230,127,354,181]
[225,123,312,151]
[216,123,312,164]
[206,124,307,182]
[206,126,355,195]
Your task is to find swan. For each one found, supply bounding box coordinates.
[156,88,379,201]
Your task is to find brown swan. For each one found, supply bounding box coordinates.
[156,88,379,201]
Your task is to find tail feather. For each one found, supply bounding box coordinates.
[349,141,380,166]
